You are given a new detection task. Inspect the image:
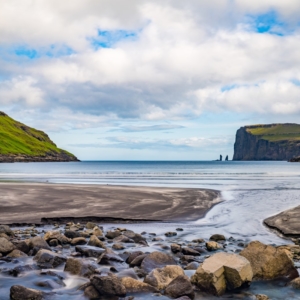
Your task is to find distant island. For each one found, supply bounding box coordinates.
[0,111,78,162]
[233,123,300,161]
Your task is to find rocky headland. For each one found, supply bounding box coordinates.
[233,124,300,161]
[0,112,78,162]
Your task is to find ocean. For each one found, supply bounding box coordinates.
[0,161,300,244]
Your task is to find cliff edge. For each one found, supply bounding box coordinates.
[0,111,79,162]
[233,123,300,161]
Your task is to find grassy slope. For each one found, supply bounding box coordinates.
[0,112,75,157]
[246,124,300,142]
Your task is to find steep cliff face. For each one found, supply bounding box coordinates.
[233,124,300,161]
[0,111,79,162]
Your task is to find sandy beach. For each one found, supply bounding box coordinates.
[0,183,220,224]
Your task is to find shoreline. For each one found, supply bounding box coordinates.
[0,183,221,224]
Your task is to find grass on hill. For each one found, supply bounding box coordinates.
[246,124,300,142]
[0,112,74,157]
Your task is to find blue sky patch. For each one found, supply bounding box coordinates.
[90,29,138,49]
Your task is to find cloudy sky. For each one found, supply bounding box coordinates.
[1,0,300,160]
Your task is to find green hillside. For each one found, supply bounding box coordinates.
[0,111,77,161]
[246,124,300,142]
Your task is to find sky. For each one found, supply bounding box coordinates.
[1,0,300,160]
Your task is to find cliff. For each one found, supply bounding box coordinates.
[0,111,79,162]
[233,124,300,161]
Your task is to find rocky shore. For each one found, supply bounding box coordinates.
[0,153,79,163]
[1,222,300,300]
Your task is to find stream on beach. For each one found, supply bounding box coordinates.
[1,161,300,299]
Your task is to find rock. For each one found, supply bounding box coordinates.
[29,236,51,251]
[44,231,70,244]
[117,268,139,280]
[165,232,177,237]
[91,275,126,297]
[255,295,270,300]
[34,249,67,269]
[191,252,252,296]
[84,285,101,299]
[75,245,105,258]
[7,249,28,258]
[185,262,199,270]
[206,241,222,251]
[93,226,103,237]
[98,252,124,265]
[129,254,148,267]
[64,230,81,239]
[0,237,15,254]
[171,243,181,254]
[9,264,38,277]
[209,234,226,241]
[182,247,200,256]
[86,222,97,229]
[121,277,158,293]
[49,239,59,247]
[13,241,30,254]
[88,235,106,248]
[175,297,192,300]
[0,233,9,239]
[289,277,300,289]
[64,257,96,278]
[126,251,144,264]
[71,237,87,246]
[144,265,185,289]
[240,241,298,279]
[165,275,195,299]
[123,230,147,244]
[0,225,14,236]
[114,235,134,243]
[10,285,43,300]
[112,243,125,250]
[141,251,177,273]
[106,230,122,239]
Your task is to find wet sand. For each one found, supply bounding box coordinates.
[0,183,220,224]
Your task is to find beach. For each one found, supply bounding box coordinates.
[0,183,220,224]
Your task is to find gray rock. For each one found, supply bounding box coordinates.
[0,237,15,254]
[114,235,134,243]
[64,230,81,239]
[13,241,30,254]
[106,230,122,239]
[141,251,177,273]
[165,232,177,237]
[123,230,147,245]
[29,236,51,251]
[165,275,195,299]
[44,231,70,245]
[10,285,43,300]
[7,249,28,258]
[98,252,124,265]
[91,275,126,297]
[75,245,105,258]
[185,262,199,270]
[64,257,97,278]
[182,247,200,256]
[34,249,67,269]
[84,285,101,299]
[209,234,226,241]
[126,251,144,264]
[129,254,148,267]
[0,225,14,236]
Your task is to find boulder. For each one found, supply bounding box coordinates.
[71,237,87,246]
[64,257,96,278]
[98,252,124,265]
[84,285,101,299]
[206,241,222,251]
[0,225,14,236]
[64,230,81,239]
[182,247,200,256]
[106,230,122,239]
[129,254,148,267]
[121,277,158,293]
[44,231,70,244]
[13,241,30,254]
[93,226,103,237]
[144,265,185,289]
[114,235,134,243]
[34,249,66,269]
[289,277,300,289]
[123,230,147,244]
[185,262,199,270]
[209,234,226,241]
[7,249,28,258]
[240,241,298,279]
[141,251,177,273]
[91,275,126,297]
[165,275,195,299]
[171,243,181,254]
[165,232,177,237]
[10,285,43,300]
[0,237,15,254]
[126,251,144,264]
[29,236,51,251]
[75,245,105,258]
[88,235,106,248]
[191,252,253,296]
[86,222,97,229]
[255,295,270,300]
[112,243,125,250]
